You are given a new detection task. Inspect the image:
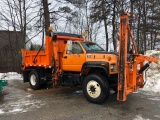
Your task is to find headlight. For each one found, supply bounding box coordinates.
[110,64,116,72]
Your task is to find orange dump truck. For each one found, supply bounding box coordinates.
[21,13,158,104]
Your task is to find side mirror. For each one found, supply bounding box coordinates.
[67,40,72,54]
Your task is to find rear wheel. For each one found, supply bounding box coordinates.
[82,74,110,104]
[29,70,40,90]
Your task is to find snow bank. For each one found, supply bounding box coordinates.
[142,50,160,92]
[0,72,23,81]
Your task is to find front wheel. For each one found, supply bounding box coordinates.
[29,70,40,90]
[82,74,110,104]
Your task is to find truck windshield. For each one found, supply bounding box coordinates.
[81,42,104,52]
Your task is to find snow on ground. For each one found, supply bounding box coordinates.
[0,87,45,115]
[133,115,150,120]
[0,72,45,115]
[0,72,44,115]
[0,72,23,81]
[142,50,160,93]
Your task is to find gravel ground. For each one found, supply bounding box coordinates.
[0,80,160,120]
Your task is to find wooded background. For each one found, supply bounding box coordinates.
[0,0,159,72]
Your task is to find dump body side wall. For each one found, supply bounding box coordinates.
[22,36,53,69]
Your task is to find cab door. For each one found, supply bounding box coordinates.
[62,41,86,72]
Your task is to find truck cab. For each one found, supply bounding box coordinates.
[62,41,118,73]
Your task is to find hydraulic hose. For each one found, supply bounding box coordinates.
[138,63,150,74]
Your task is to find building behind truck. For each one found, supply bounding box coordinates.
[0,31,24,72]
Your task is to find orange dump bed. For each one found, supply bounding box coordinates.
[22,50,52,68]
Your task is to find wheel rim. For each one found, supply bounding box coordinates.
[30,74,36,86]
[86,80,101,98]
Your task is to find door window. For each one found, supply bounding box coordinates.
[72,42,83,54]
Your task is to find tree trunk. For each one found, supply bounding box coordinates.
[151,32,153,50]
[103,17,109,51]
[42,0,50,35]
[112,0,116,52]
[102,0,109,51]
[142,0,147,51]
[153,33,157,49]
[23,0,26,48]
[128,0,134,52]
[137,1,141,51]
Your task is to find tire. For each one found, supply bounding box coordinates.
[29,70,41,90]
[82,74,110,104]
